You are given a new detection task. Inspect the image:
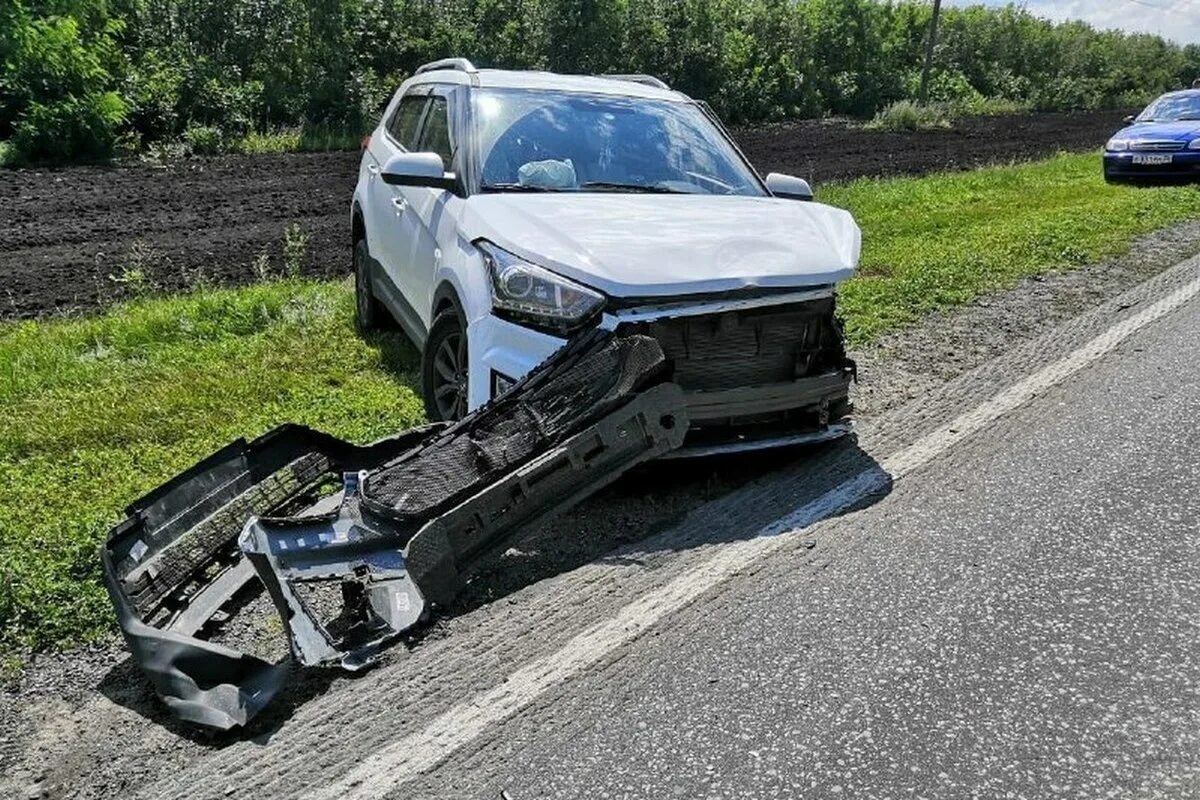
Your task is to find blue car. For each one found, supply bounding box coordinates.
[1103,89,1200,183]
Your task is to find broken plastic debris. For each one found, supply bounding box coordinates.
[101,331,688,729]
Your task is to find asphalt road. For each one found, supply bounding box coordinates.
[10,258,1199,800]
[394,272,1200,797]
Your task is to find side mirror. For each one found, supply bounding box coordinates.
[1123,115,1136,125]
[765,173,814,201]
[381,152,458,192]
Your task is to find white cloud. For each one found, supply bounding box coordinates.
[945,0,1200,45]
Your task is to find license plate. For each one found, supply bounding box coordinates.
[1132,153,1173,165]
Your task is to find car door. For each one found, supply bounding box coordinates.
[365,88,430,331]
[404,86,464,330]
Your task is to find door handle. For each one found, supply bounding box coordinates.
[391,196,408,214]
[367,163,379,174]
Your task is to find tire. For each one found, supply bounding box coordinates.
[422,305,470,422]
[354,238,388,334]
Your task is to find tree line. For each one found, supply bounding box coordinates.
[3,0,1199,162]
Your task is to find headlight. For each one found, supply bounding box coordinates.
[1106,138,1129,152]
[1189,139,1200,151]
[477,241,604,333]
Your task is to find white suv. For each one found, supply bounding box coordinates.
[352,59,862,455]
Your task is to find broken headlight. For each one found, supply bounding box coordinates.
[478,240,604,334]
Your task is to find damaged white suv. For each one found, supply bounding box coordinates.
[352,59,861,455]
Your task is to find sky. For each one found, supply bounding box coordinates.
[944,1,1200,45]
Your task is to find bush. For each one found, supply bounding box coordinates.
[957,96,1029,117]
[11,91,128,161]
[865,100,954,132]
[5,0,1200,162]
[124,50,186,143]
[182,125,222,155]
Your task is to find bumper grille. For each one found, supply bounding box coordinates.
[616,298,848,392]
[1130,140,1186,152]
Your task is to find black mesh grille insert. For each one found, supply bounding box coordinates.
[617,298,847,392]
[364,331,668,520]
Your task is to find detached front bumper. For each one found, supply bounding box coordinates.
[1104,150,1200,180]
[105,331,687,730]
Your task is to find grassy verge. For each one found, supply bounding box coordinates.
[821,151,1200,343]
[234,125,365,155]
[2,151,1199,660]
[864,97,1031,131]
[0,280,423,657]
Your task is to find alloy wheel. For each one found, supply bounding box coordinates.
[432,329,469,420]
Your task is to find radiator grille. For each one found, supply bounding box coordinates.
[616,299,846,392]
[1130,140,1186,152]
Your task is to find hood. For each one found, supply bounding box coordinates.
[1115,121,1200,142]
[459,194,861,298]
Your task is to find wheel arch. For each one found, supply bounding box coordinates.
[351,202,366,246]
[432,280,464,319]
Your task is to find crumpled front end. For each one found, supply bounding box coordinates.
[613,291,857,456]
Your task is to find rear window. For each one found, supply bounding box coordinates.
[387,95,426,149]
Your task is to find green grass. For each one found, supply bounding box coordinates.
[235,125,365,155]
[864,100,955,132]
[0,280,424,657]
[2,150,1200,659]
[0,140,12,167]
[820,152,1200,343]
[865,97,1035,132]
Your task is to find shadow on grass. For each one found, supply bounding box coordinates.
[365,328,421,374]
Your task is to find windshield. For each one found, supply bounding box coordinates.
[471,88,766,196]
[1136,92,1200,122]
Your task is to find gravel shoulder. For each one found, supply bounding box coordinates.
[3,215,1198,800]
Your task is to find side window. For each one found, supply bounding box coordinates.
[417,95,454,166]
[386,95,427,150]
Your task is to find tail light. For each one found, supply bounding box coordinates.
[361,134,372,151]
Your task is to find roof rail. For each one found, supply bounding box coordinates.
[602,74,670,90]
[415,57,478,75]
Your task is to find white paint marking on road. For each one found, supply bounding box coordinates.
[306,273,1200,800]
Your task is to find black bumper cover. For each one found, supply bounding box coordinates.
[102,331,689,729]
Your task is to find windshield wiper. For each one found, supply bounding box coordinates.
[577,181,689,194]
[480,183,565,193]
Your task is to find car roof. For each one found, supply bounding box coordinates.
[1153,88,1200,99]
[409,67,689,102]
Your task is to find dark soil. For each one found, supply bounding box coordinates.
[736,109,1131,183]
[0,110,1129,320]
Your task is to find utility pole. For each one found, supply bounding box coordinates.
[918,0,943,105]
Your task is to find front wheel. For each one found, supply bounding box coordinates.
[422,307,470,422]
[354,238,387,334]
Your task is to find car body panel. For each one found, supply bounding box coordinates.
[1103,150,1200,180]
[468,314,565,409]
[458,194,860,297]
